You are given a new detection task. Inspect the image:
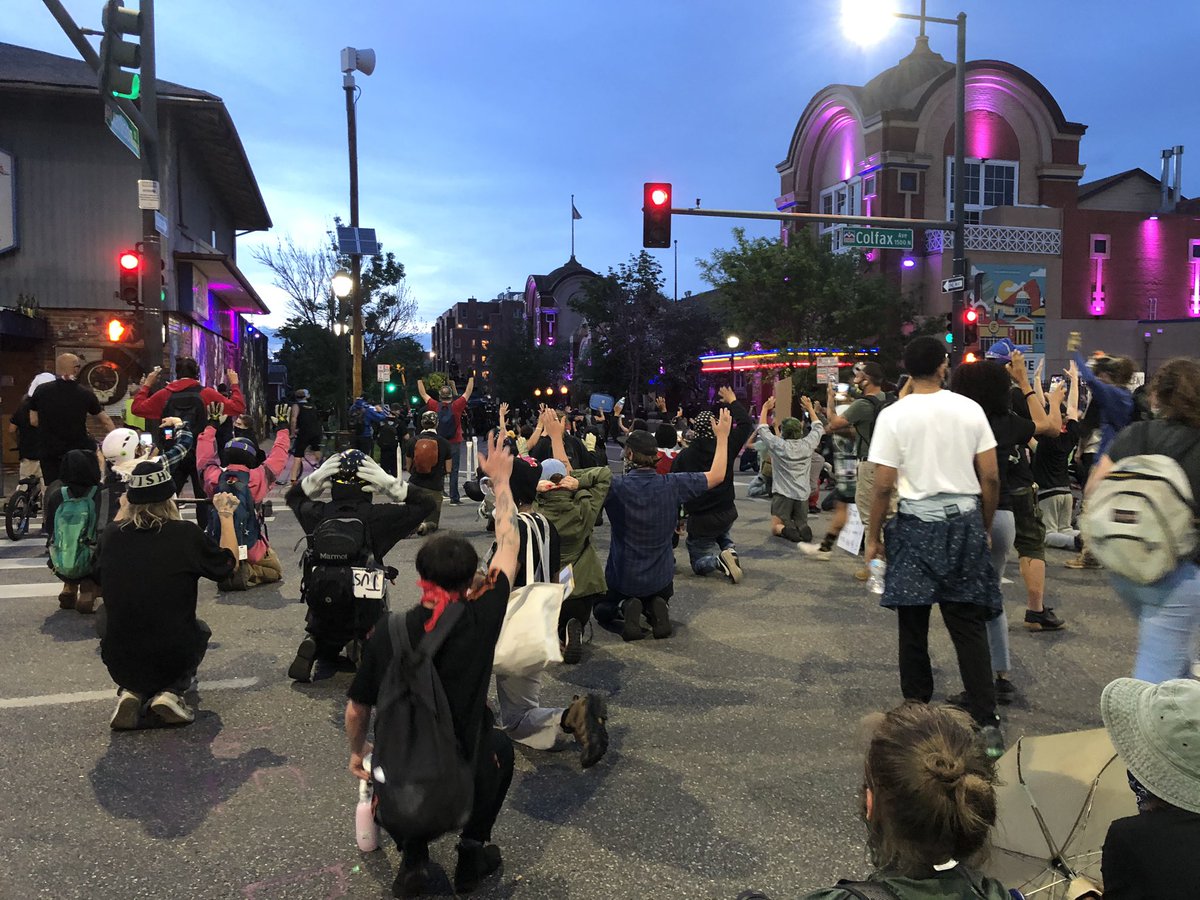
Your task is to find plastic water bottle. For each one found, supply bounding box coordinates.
[867,559,886,595]
[355,756,379,852]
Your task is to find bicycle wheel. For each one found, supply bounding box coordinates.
[5,491,32,541]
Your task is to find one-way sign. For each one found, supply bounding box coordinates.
[941,275,966,293]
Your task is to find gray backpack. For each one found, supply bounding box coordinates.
[1082,428,1200,585]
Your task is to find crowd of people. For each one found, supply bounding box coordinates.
[4,337,1199,899]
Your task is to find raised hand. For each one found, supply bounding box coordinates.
[479,430,513,484]
[206,401,225,424]
[718,386,736,405]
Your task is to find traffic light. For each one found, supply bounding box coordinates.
[944,312,954,345]
[385,383,397,395]
[106,316,136,343]
[99,1,142,100]
[118,249,141,307]
[643,182,672,248]
[410,395,420,406]
[963,307,979,345]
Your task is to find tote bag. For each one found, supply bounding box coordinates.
[492,513,569,677]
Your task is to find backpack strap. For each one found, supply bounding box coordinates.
[387,602,465,666]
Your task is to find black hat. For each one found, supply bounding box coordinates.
[223,436,260,469]
[127,458,175,504]
[509,457,542,506]
[626,430,657,456]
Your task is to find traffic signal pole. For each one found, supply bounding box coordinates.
[138,0,163,375]
[345,74,363,400]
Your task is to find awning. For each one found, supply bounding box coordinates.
[174,251,270,316]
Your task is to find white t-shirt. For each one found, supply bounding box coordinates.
[868,390,997,500]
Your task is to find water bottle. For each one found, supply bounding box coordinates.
[867,559,886,595]
[355,755,379,852]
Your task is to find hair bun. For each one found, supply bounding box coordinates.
[924,752,965,786]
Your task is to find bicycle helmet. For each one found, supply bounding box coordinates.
[223,436,261,468]
[102,428,141,463]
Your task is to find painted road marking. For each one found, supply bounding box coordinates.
[0,558,51,570]
[0,677,260,709]
[0,583,64,599]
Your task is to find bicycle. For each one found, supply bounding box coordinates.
[5,474,43,541]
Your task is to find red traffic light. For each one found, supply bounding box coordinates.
[119,250,140,271]
[964,308,979,324]
[107,318,128,342]
[643,182,672,249]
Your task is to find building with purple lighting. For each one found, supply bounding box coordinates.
[0,41,271,446]
[777,35,1200,374]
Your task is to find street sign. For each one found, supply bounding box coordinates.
[154,211,168,236]
[840,226,913,250]
[104,104,140,159]
[137,179,160,210]
[376,364,391,383]
[941,275,966,293]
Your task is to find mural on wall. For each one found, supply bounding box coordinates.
[969,264,1047,356]
[63,348,139,421]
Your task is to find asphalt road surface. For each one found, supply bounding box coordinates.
[0,464,1138,900]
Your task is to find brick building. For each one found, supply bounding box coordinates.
[0,42,271,461]
[430,294,525,384]
[776,35,1200,374]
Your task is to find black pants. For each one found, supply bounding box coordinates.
[594,582,674,626]
[353,435,374,457]
[558,592,602,638]
[896,603,996,725]
[378,444,398,477]
[397,727,515,860]
[173,453,209,531]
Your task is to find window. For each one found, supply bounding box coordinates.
[946,158,1018,224]
[818,180,861,235]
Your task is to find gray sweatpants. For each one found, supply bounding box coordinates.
[985,510,1015,674]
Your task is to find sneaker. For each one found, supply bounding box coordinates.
[718,548,743,584]
[110,690,142,730]
[995,677,1016,706]
[978,720,1006,760]
[313,655,355,681]
[392,862,430,898]
[796,542,827,558]
[649,595,672,639]
[1024,607,1066,631]
[288,636,317,682]
[453,841,502,894]
[621,597,645,642]
[149,691,195,725]
[562,618,584,664]
[449,499,462,506]
[1065,551,1102,570]
[562,694,609,768]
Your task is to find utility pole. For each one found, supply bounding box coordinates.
[138,0,163,374]
[345,73,363,399]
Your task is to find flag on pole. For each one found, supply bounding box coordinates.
[572,202,582,220]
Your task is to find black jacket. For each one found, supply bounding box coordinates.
[1102,806,1200,899]
[670,400,753,536]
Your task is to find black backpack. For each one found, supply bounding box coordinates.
[348,405,367,434]
[371,604,474,840]
[436,402,457,440]
[160,385,207,447]
[309,503,372,566]
[374,419,398,448]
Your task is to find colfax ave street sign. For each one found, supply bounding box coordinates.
[941,275,967,293]
[840,226,913,250]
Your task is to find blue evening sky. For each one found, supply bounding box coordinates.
[5,1,1197,335]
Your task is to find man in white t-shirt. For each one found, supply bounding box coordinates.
[866,336,1005,758]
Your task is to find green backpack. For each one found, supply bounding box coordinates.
[49,486,99,581]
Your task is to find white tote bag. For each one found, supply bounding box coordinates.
[492,513,569,677]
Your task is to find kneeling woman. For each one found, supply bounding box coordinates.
[95,457,241,730]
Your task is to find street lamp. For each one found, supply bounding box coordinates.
[340,46,376,398]
[331,269,355,432]
[331,268,353,300]
[841,1,967,365]
[726,334,740,382]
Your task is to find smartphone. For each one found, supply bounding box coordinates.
[138,433,153,448]
[162,426,175,441]
[1050,376,1064,390]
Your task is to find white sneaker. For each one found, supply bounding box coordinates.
[796,542,828,558]
[718,548,743,584]
[110,690,143,730]
[149,691,195,724]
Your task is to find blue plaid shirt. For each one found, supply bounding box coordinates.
[604,468,709,596]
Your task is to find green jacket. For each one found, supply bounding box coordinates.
[535,466,612,599]
[802,867,1012,900]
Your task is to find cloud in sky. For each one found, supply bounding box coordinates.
[6,0,1197,335]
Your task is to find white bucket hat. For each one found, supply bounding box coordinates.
[1101,677,1200,814]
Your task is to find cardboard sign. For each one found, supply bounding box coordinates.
[773,374,793,420]
[837,503,866,556]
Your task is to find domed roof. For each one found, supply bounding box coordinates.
[542,255,597,288]
[858,36,953,119]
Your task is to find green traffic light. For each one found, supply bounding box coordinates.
[112,73,140,100]
[945,333,954,344]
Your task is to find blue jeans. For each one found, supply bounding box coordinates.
[1111,562,1200,683]
[448,441,462,502]
[686,529,734,576]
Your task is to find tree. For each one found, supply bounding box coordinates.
[251,222,417,359]
[571,251,674,406]
[698,228,916,374]
[489,320,568,404]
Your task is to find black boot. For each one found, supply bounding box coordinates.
[453,840,502,893]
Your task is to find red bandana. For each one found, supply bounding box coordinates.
[418,579,462,632]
